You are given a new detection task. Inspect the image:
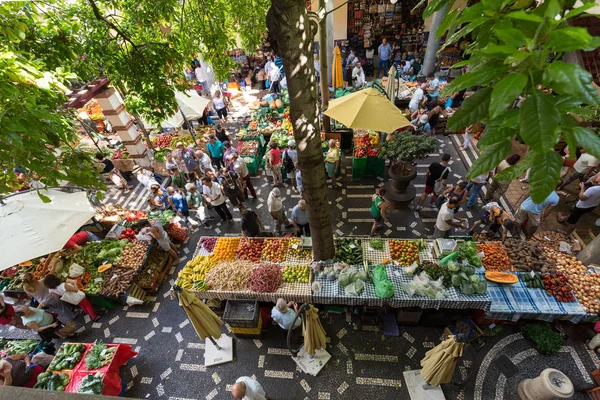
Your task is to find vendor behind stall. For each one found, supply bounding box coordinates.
[271,298,300,330]
[14,305,75,341]
[62,231,101,254]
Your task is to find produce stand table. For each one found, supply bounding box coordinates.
[64,343,137,396]
[195,282,313,304]
[313,265,491,310]
[483,272,587,323]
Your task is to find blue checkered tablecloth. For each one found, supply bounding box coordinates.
[313,266,491,310]
[484,272,587,322]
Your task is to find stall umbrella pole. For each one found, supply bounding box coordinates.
[179,108,199,146]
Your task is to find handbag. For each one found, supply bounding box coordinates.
[60,290,86,305]
[433,167,449,194]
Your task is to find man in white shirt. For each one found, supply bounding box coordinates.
[558,150,599,190]
[433,198,466,238]
[352,62,365,88]
[268,62,281,94]
[195,150,215,175]
[558,177,600,233]
[132,165,158,190]
[232,376,266,400]
[201,176,232,222]
[409,83,426,113]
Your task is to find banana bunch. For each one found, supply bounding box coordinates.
[282,119,292,133]
[192,280,208,291]
[177,256,216,289]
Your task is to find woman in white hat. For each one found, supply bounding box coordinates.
[132,165,159,190]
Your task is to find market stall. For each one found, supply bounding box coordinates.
[34,340,136,395]
[352,129,384,179]
[184,234,598,324]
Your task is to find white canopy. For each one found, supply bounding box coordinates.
[0,189,96,270]
[143,90,211,128]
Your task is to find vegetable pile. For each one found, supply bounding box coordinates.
[543,273,575,302]
[118,228,137,241]
[199,237,218,252]
[447,261,487,295]
[99,266,137,297]
[335,238,363,265]
[152,134,174,148]
[283,264,310,283]
[85,340,116,369]
[477,242,512,271]
[237,239,264,262]
[135,247,169,289]
[147,210,175,225]
[125,211,146,222]
[212,238,240,262]
[78,372,104,395]
[49,343,86,371]
[34,372,70,391]
[75,240,130,266]
[521,273,544,289]
[369,239,384,251]
[338,266,369,296]
[166,222,187,242]
[205,261,254,290]
[531,230,571,252]
[389,240,419,265]
[418,262,452,287]
[457,241,482,267]
[5,339,39,355]
[119,240,149,268]
[287,238,312,261]
[248,263,283,293]
[503,239,555,273]
[262,239,289,263]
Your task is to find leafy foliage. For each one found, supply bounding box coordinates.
[379,132,438,163]
[0,0,268,195]
[429,0,600,202]
[522,323,564,355]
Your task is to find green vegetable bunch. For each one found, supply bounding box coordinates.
[34,372,70,391]
[369,239,384,251]
[418,262,452,287]
[6,339,39,355]
[522,323,564,355]
[49,343,86,371]
[334,238,363,265]
[457,242,482,267]
[78,372,104,395]
[147,210,176,225]
[85,340,116,370]
[448,261,487,295]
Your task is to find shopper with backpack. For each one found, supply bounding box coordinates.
[283,140,298,192]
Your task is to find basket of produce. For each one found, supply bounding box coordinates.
[118,240,151,269]
[83,340,117,371]
[68,371,105,395]
[477,242,512,271]
[286,238,313,262]
[237,239,265,262]
[212,238,240,262]
[99,266,138,298]
[205,261,254,291]
[503,239,556,273]
[261,239,289,263]
[248,263,283,293]
[165,222,188,243]
[197,237,218,254]
[282,264,311,283]
[389,240,419,265]
[34,371,70,391]
[176,255,216,291]
[48,343,87,372]
[334,238,363,265]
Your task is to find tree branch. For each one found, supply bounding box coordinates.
[324,0,348,17]
[87,0,139,51]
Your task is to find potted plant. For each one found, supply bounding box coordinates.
[378,130,438,208]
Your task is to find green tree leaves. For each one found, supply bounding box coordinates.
[467,140,512,179]
[490,73,527,118]
[543,62,600,106]
[519,92,559,151]
[571,127,600,160]
[447,88,493,131]
[546,27,600,51]
[529,151,562,203]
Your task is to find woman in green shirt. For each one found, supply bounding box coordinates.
[370,188,389,236]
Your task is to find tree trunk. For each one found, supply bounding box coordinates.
[319,0,331,133]
[268,0,335,260]
[422,4,448,76]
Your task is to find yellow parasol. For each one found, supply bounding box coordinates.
[420,335,464,386]
[302,305,327,356]
[177,288,223,340]
[331,46,344,89]
[323,87,411,133]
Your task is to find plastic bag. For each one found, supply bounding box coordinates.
[401,282,415,297]
[372,265,389,284]
[404,263,418,277]
[345,279,364,296]
[69,263,85,278]
[429,277,445,290]
[439,251,458,266]
[414,271,431,285]
[375,280,394,298]
[338,266,357,287]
